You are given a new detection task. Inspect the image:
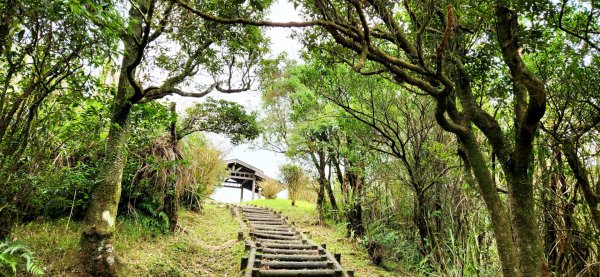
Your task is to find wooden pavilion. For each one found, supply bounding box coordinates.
[223,159,268,202]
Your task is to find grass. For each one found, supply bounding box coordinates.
[10,202,244,276]
[9,199,414,276]
[246,199,413,277]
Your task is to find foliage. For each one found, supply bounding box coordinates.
[279,164,308,206]
[0,0,120,233]
[0,240,44,276]
[127,135,181,203]
[177,134,229,209]
[257,179,282,199]
[296,180,319,203]
[134,201,172,234]
[179,98,261,144]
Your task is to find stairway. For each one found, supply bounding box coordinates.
[232,205,353,277]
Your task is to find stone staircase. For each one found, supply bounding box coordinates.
[231,205,354,277]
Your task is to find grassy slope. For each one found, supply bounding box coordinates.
[246,199,412,277]
[10,203,243,276]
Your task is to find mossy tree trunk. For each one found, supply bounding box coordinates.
[80,2,143,275]
[164,102,180,233]
[433,7,548,276]
[562,141,600,232]
[345,172,364,238]
[312,150,327,226]
[80,101,131,276]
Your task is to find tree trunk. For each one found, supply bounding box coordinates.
[344,163,364,237]
[508,160,544,277]
[164,102,180,233]
[412,189,430,256]
[80,101,131,276]
[460,135,519,277]
[562,141,600,231]
[80,3,142,273]
[312,150,327,225]
[325,176,338,212]
[541,148,558,272]
[316,178,325,225]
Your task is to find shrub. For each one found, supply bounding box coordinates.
[177,134,229,211]
[259,179,283,199]
[280,164,308,206]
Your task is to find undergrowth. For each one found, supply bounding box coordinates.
[0,240,45,276]
[10,202,242,276]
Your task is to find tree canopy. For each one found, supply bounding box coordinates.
[1,0,599,276]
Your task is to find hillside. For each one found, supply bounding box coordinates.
[9,200,409,276]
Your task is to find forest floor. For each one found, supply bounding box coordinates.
[246,199,411,277]
[10,199,410,276]
[10,202,244,276]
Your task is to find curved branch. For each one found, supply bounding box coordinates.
[558,0,600,51]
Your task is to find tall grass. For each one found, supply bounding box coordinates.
[178,134,229,210]
[258,179,283,199]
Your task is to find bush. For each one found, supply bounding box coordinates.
[258,179,283,199]
[280,164,308,206]
[178,134,228,211]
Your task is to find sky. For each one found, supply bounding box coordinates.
[170,0,303,179]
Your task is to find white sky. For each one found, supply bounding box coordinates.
[169,0,303,179]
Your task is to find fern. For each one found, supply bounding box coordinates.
[0,240,45,276]
[137,201,170,233]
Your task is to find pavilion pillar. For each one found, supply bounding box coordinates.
[240,184,244,203]
[252,175,256,200]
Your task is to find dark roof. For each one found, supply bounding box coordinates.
[225,159,267,179]
[225,159,272,192]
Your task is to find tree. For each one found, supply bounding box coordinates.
[538,44,600,274]
[178,97,261,143]
[174,1,556,275]
[0,0,120,238]
[80,0,268,274]
[260,62,340,224]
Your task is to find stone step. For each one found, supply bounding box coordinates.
[258,243,316,250]
[241,207,272,213]
[245,216,282,220]
[253,226,294,232]
[254,269,341,276]
[247,217,277,221]
[247,220,287,225]
[259,254,327,262]
[239,207,348,277]
[247,221,293,226]
[259,248,322,255]
[255,238,305,244]
[252,233,302,240]
[257,261,332,269]
[251,230,297,236]
[243,212,274,217]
